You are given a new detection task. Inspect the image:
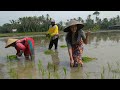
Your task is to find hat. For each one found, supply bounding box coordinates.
[51,19,55,23]
[5,38,18,48]
[64,20,84,32]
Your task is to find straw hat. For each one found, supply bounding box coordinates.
[64,20,84,32]
[5,38,18,48]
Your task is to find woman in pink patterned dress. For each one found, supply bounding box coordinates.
[5,37,35,60]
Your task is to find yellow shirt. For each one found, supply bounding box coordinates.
[47,25,59,37]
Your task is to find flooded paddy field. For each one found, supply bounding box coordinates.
[0,31,120,79]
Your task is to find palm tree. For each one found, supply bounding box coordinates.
[93,11,100,23]
[78,17,82,22]
[93,11,100,18]
[88,15,91,19]
[116,15,120,25]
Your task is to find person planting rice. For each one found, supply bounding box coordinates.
[5,37,35,60]
[64,19,90,67]
[46,19,59,51]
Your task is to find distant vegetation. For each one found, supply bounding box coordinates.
[0,11,120,33]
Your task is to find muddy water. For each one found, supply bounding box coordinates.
[0,31,120,79]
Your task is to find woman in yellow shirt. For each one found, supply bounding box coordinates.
[46,19,59,50]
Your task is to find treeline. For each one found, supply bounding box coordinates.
[0,11,120,33]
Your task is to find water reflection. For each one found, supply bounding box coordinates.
[70,67,84,79]
[7,60,37,79]
[33,36,49,47]
[89,32,120,44]
[1,31,120,79]
[51,51,60,71]
[0,63,5,79]
[17,60,37,79]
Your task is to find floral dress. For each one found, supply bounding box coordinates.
[66,29,86,65]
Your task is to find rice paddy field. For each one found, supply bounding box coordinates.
[0,31,120,79]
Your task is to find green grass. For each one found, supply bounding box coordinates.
[82,56,96,63]
[7,55,18,60]
[60,45,67,48]
[44,50,55,55]
[0,32,47,37]
[0,31,64,37]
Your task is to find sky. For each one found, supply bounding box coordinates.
[0,11,120,26]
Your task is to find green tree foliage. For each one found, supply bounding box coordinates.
[0,12,120,33]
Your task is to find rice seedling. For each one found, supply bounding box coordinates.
[53,64,56,72]
[107,62,112,72]
[38,60,43,71]
[7,55,18,60]
[60,45,67,48]
[41,68,45,79]
[82,56,96,63]
[111,69,120,73]
[112,73,117,79]
[63,67,67,76]
[48,72,51,79]
[47,62,55,72]
[100,66,105,79]
[9,68,18,79]
[37,59,69,79]
[100,73,104,79]
[85,72,90,79]
[44,50,55,55]
[102,66,105,74]
[54,72,60,79]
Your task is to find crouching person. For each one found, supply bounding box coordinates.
[5,37,35,60]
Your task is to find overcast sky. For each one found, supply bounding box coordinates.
[0,11,120,26]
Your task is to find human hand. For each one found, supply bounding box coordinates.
[46,34,50,37]
[25,56,29,60]
[70,60,74,67]
[16,50,23,57]
[86,30,91,36]
[16,53,22,57]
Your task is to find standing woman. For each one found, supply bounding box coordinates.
[5,37,35,60]
[64,20,90,67]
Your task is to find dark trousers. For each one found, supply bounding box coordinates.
[48,38,58,50]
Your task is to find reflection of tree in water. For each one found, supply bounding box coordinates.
[88,32,120,47]
[33,35,65,45]
[70,67,84,79]
[33,36,50,47]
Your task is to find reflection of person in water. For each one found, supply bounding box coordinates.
[70,67,84,79]
[51,51,60,71]
[16,60,37,79]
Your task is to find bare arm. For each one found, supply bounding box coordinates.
[83,31,90,44]
[68,48,73,61]
[65,34,74,64]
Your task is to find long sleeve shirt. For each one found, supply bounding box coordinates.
[47,25,59,37]
[15,37,34,56]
